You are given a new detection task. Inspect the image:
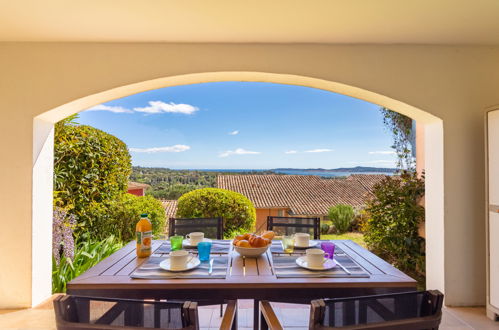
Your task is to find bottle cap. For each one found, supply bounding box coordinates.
[140,213,148,218]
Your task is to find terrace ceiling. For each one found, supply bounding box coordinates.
[1,0,499,44]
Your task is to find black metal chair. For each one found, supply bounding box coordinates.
[259,290,444,330]
[267,216,320,239]
[168,217,225,316]
[54,295,238,330]
[168,217,224,239]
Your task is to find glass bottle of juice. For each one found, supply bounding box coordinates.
[136,213,152,258]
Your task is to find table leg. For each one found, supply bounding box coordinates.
[253,299,260,330]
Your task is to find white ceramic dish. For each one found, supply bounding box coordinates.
[182,238,212,248]
[234,244,269,257]
[159,256,201,272]
[294,240,319,249]
[295,256,336,271]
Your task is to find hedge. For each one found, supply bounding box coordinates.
[176,188,256,238]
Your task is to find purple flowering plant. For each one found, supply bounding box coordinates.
[52,207,77,265]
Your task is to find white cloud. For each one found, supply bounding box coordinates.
[129,145,191,153]
[369,150,396,155]
[229,130,239,135]
[219,148,261,158]
[305,148,333,153]
[134,101,199,114]
[285,150,298,154]
[86,101,199,115]
[86,104,133,113]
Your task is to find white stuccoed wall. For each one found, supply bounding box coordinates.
[0,43,497,308]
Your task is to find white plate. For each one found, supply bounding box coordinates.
[294,240,319,249]
[182,238,212,248]
[159,256,201,272]
[295,256,336,271]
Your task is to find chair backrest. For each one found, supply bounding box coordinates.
[310,290,444,329]
[168,217,223,239]
[267,216,320,239]
[53,295,199,330]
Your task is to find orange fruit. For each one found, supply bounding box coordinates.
[237,240,251,248]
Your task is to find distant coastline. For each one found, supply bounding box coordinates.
[165,166,397,178]
[272,166,396,173]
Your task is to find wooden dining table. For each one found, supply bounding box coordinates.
[67,239,417,329]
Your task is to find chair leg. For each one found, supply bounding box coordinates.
[253,299,260,330]
[220,303,223,317]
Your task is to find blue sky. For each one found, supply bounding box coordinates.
[78,82,397,169]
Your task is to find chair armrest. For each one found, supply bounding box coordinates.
[259,301,283,330]
[219,300,237,330]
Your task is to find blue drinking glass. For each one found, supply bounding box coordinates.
[197,241,212,262]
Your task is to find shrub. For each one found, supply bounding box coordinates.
[176,188,256,238]
[350,207,367,233]
[328,204,355,234]
[54,116,131,236]
[320,223,330,235]
[363,171,425,276]
[52,235,123,293]
[86,194,166,242]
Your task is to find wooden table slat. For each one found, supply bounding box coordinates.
[342,240,412,279]
[115,241,171,276]
[256,250,274,276]
[73,241,136,280]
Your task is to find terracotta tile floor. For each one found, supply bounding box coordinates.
[0,297,498,329]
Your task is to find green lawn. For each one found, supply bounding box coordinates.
[321,232,366,247]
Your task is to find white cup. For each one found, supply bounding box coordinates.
[294,233,310,247]
[306,248,326,268]
[186,232,204,245]
[169,250,191,269]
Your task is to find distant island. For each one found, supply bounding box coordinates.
[272,166,396,173]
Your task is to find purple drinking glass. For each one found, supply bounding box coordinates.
[320,242,335,259]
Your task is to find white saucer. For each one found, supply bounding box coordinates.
[295,256,336,271]
[294,240,319,249]
[159,257,201,272]
[182,238,212,248]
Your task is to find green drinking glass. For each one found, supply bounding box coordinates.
[281,235,295,254]
[170,235,184,251]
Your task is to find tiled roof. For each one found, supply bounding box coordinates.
[161,200,178,218]
[128,181,150,190]
[217,174,387,216]
[346,174,388,194]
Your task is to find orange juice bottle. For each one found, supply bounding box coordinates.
[136,213,152,257]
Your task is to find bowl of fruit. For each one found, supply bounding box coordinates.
[233,231,275,257]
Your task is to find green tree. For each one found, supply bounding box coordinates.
[54,115,132,235]
[176,188,256,237]
[328,204,355,234]
[363,171,425,276]
[380,108,415,170]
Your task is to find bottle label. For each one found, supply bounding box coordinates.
[137,231,152,252]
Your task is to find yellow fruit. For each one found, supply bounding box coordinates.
[237,240,251,248]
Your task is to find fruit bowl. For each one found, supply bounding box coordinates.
[234,244,269,257]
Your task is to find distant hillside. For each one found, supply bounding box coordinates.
[272,166,396,173]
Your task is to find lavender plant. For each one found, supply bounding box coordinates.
[52,207,76,265]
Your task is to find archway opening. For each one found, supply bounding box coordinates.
[32,72,443,306]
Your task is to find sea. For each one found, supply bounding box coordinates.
[198,169,394,178]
